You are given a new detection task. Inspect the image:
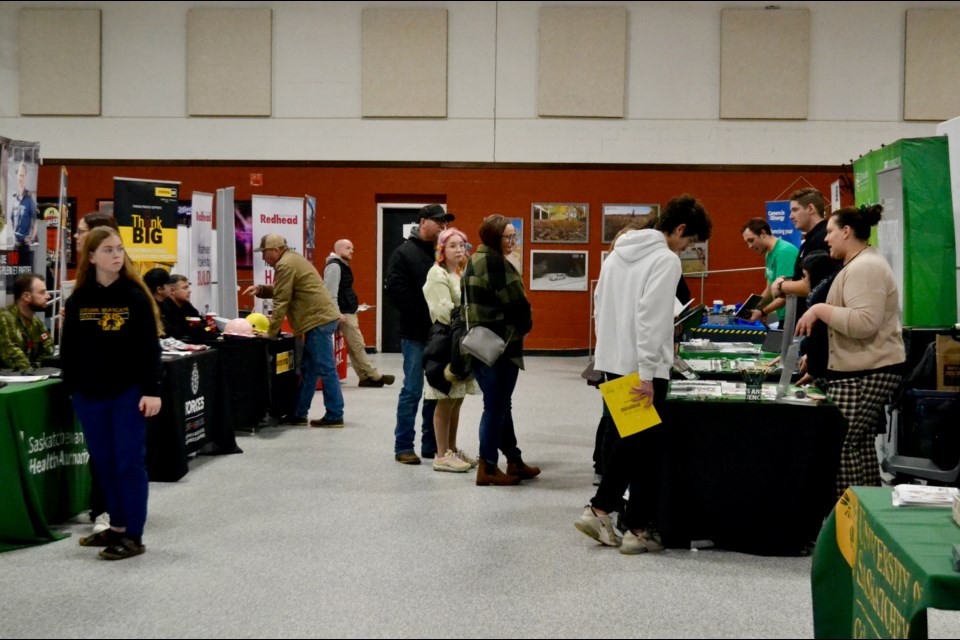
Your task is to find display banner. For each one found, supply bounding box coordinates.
[0,139,41,306]
[114,177,180,263]
[190,192,215,314]
[251,195,303,315]
[305,194,316,262]
[766,200,801,249]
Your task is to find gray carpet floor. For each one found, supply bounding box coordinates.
[3,354,958,638]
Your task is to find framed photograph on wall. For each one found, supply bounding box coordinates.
[680,241,708,275]
[531,203,588,243]
[506,217,524,276]
[530,250,588,291]
[601,250,609,264]
[602,204,658,244]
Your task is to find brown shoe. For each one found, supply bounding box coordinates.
[507,459,541,480]
[395,451,421,465]
[476,462,521,486]
[358,377,385,388]
[379,374,395,385]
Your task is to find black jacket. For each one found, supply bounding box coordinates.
[62,277,162,398]
[385,228,435,342]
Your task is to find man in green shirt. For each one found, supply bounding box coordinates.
[0,273,53,370]
[741,218,799,325]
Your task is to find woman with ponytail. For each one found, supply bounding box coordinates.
[795,204,905,496]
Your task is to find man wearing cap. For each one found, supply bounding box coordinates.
[243,233,345,428]
[386,204,452,464]
[324,239,395,388]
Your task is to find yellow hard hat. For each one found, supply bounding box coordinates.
[246,312,269,334]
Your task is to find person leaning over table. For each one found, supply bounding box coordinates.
[741,217,798,326]
[243,233,344,428]
[575,194,712,555]
[795,204,905,498]
[0,273,53,370]
[61,227,163,561]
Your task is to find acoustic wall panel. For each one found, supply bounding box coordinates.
[904,9,960,121]
[18,9,101,115]
[720,8,809,120]
[187,8,272,117]
[538,7,627,118]
[362,9,447,118]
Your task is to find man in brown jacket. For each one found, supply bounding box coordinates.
[244,233,344,427]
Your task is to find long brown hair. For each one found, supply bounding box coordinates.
[75,227,164,336]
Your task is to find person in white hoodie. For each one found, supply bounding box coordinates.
[575,194,712,555]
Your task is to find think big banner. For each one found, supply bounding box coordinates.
[114,177,180,262]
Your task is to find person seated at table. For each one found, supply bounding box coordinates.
[0,273,53,370]
[161,274,203,340]
[144,268,173,337]
[795,204,906,497]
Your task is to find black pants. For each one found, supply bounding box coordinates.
[591,376,669,532]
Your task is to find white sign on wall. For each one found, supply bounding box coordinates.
[251,195,304,315]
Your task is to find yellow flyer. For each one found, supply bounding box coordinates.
[599,373,662,437]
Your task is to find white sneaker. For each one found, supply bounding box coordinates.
[455,449,479,469]
[621,529,664,555]
[574,506,622,547]
[92,512,111,534]
[433,450,472,473]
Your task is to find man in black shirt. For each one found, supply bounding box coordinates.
[161,274,202,339]
[770,187,841,317]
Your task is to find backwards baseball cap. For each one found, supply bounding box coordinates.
[254,233,288,252]
[418,204,455,223]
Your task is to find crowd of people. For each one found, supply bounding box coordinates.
[11,185,909,561]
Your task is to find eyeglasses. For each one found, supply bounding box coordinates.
[503,234,518,243]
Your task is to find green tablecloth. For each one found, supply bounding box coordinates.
[812,487,960,638]
[0,379,90,552]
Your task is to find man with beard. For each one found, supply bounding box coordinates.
[0,273,53,370]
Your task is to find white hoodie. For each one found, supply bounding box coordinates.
[594,229,681,380]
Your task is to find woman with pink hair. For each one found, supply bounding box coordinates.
[422,227,480,473]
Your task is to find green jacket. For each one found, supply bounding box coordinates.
[462,245,532,368]
[0,304,54,370]
[257,249,340,337]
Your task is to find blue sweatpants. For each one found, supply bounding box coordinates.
[72,386,149,538]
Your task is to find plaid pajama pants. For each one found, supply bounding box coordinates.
[826,371,902,498]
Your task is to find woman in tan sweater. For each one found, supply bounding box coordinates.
[795,204,905,496]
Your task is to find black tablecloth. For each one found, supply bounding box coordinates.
[209,336,297,433]
[654,398,847,555]
[146,350,218,482]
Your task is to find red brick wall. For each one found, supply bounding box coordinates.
[38,163,843,350]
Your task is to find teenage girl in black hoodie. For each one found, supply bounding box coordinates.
[62,227,163,560]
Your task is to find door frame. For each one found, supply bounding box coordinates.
[376,202,433,352]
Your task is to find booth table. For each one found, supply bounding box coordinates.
[146,350,219,482]
[655,389,847,555]
[812,487,960,639]
[210,336,297,432]
[0,380,90,551]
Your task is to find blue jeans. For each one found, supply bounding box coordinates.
[473,359,522,465]
[296,319,344,420]
[72,386,149,538]
[394,338,437,456]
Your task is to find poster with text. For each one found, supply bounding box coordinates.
[114,177,180,263]
[251,195,304,315]
[191,192,215,315]
[766,200,801,249]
